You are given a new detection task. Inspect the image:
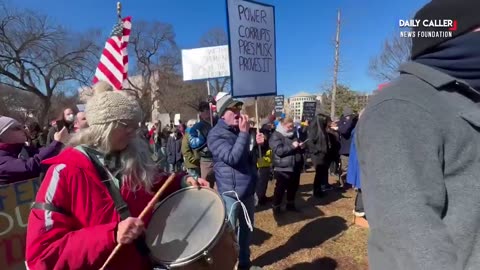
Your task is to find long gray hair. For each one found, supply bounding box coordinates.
[68,122,156,192]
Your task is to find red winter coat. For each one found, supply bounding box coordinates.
[26,147,184,270]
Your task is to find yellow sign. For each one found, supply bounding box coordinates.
[0,178,40,270]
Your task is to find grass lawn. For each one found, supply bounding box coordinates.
[250,171,369,270]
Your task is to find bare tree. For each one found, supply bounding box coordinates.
[256,96,275,119]
[199,28,230,95]
[369,34,412,82]
[0,3,99,124]
[153,72,208,120]
[125,20,180,121]
[0,84,38,121]
[0,83,80,124]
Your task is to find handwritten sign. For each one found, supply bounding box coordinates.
[302,101,317,122]
[274,95,284,117]
[0,178,40,270]
[182,45,230,81]
[227,0,277,98]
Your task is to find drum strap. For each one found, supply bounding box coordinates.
[79,146,131,221]
[79,146,152,257]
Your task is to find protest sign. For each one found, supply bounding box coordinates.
[182,45,230,81]
[174,114,181,126]
[274,95,284,117]
[227,0,277,97]
[0,178,40,270]
[302,101,317,122]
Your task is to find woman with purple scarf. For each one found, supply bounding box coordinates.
[0,116,68,184]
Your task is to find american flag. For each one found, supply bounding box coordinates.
[93,17,132,90]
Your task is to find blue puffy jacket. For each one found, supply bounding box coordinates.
[207,120,257,200]
[346,129,361,189]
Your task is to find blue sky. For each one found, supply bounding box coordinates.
[14,0,428,97]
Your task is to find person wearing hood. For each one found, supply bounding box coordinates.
[269,117,305,214]
[25,81,209,270]
[337,106,358,187]
[46,108,76,144]
[0,116,68,184]
[307,114,333,198]
[356,1,480,269]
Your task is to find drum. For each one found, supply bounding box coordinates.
[145,187,239,269]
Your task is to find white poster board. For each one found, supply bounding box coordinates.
[153,113,171,128]
[182,45,230,81]
[174,114,181,126]
[226,0,277,98]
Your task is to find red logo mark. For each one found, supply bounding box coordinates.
[449,20,457,31]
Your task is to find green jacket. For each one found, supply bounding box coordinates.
[181,134,200,169]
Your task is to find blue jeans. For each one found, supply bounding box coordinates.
[222,194,255,269]
[169,162,183,173]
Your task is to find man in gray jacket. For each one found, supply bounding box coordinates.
[356,1,480,269]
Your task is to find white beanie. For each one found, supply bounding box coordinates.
[85,81,142,126]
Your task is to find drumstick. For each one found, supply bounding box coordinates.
[99,173,177,270]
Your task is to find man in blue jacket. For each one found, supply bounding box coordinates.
[207,93,264,270]
[188,101,215,187]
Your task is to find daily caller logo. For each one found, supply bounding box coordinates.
[399,19,457,38]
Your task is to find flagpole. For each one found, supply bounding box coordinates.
[255,97,262,159]
[117,2,122,21]
[207,80,214,127]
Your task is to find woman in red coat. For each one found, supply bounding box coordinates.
[26,81,208,270]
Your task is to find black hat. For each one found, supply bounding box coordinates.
[411,0,480,59]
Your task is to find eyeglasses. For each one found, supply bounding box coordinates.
[227,104,243,113]
[117,120,138,130]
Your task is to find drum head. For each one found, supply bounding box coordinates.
[145,187,226,266]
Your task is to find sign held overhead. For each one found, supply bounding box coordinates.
[226,0,277,98]
[274,95,284,117]
[182,45,230,81]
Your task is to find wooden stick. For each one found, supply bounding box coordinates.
[255,97,262,159]
[99,173,177,270]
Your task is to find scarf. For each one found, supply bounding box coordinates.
[276,123,294,138]
[415,31,480,91]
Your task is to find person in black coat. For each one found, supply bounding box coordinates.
[338,107,359,187]
[166,127,183,172]
[327,119,341,177]
[307,114,332,197]
[269,117,305,214]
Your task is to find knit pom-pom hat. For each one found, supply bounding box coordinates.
[85,81,142,126]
